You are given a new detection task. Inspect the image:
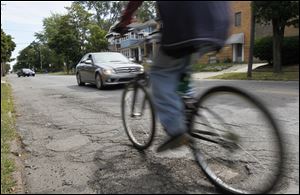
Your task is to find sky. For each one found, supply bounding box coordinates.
[1,1,73,69]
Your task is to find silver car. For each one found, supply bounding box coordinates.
[75,52,144,89]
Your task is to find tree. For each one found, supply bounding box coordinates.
[78,1,157,31]
[1,28,16,76]
[77,1,127,31]
[66,2,93,55]
[35,14,73,72]
[48,15,81,74]
[253,1,299,73]
[85,23,109,52]
[135,1,156,22]
[13,42,40,72]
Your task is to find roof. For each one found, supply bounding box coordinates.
[120,40,145,49]
[128,19,157,31]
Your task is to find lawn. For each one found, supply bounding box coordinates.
[47,71,75,75]
[192,63,234,72]
[210,72,299,81]
[1,83,17,193]
[209,64,299,81]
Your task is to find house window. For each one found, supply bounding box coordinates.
[235,12,241,27]
[208,55,217,64]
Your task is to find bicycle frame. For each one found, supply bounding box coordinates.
[184,99,239,150]
[127,73,239,150]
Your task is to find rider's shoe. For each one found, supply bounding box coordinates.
[157,133,191,153]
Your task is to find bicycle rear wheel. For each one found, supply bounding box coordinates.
[121,82,156,150]
[190,86,284,194]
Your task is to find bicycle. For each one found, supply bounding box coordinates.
[107,27,285,194]
[121,71,285,194]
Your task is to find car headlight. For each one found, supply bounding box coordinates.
[103,68,115,75]
[140,67,144,73]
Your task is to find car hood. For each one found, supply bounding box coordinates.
[94,62,142,69]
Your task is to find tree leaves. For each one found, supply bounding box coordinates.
[1,28,16,64]
[13,1,157,73]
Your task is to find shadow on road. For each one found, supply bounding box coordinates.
[66,84,125,92]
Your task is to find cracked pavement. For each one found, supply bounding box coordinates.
[7,74,299,194]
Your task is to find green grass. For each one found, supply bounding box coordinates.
[254,64,299,72]
[192,63,234,72]
[209,72,299,81]
[1,83,17,194]
[47,71,75,75]
[209,64,299,81]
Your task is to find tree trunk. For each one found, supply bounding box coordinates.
[272,19,284,73]
[66,61,70,75]
[1,63,4,77]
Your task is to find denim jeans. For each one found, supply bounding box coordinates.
[150,48,200,137]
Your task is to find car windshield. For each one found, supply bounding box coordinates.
[23,69,31,72]
[93,53,130,63]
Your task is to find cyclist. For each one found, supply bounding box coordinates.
[112,1,230,152]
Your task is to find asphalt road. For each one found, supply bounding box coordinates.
[7,74,299,194]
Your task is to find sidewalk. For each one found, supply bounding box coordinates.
[192,63,267,80]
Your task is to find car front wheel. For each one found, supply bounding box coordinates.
[95,73,104,90]
[76,72,85,86]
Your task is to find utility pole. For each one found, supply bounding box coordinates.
[247,1,256,78]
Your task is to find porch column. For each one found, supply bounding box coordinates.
[152,42,157,58]
[138,47,142,62]
[144,43,147,58]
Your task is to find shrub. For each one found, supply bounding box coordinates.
[254,36,299,66]
[223,57,232,63]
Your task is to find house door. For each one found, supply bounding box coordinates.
[233,44,243,63]
[133,48,139,62]
[130,48,138,62]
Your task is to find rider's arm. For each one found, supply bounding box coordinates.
[118,1,143,27]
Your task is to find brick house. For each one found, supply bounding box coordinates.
[107,1,299,64]
[198,1,299,64]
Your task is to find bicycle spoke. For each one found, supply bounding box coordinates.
[191,86,284,193]
[122,83,155,149]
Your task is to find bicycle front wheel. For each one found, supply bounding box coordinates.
[121,82,156,150]
[190,86,284,194]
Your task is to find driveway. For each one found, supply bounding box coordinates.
[7,74,299,194]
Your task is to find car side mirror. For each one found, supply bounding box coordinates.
[129,58,135,62]
[85,59,92,64]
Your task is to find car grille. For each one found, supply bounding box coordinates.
[114,67,141,74]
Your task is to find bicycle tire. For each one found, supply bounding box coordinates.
[121,81,156,150]
[190,86,285,194]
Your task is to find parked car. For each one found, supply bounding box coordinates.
[75,52,144,89]
[17,68,35,77]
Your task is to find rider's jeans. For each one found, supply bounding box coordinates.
[150,48,200,137]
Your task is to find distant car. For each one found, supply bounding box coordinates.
[17,68,35,77]
[76,52,144,89]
